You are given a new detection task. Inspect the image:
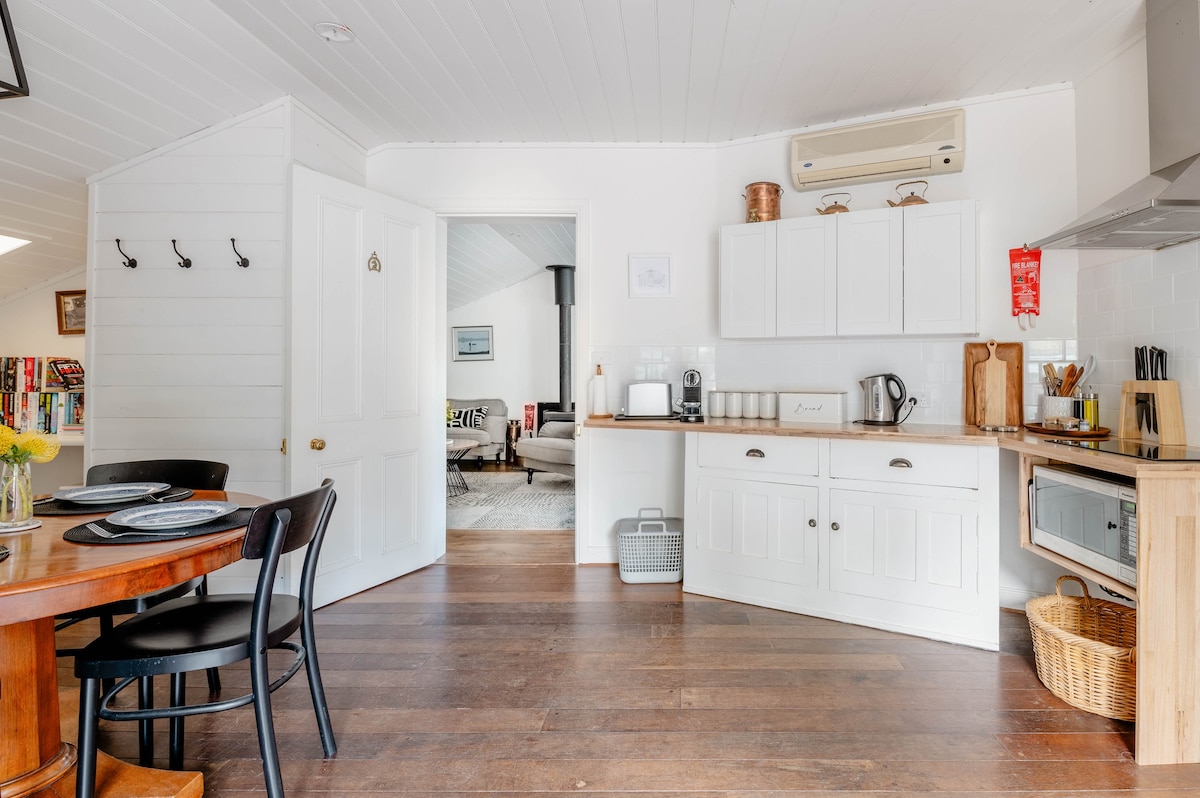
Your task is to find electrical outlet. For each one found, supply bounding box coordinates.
[916,392,932,408]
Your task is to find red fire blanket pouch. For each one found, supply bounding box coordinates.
[1010,247,1041,329]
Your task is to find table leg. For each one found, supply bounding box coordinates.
[446,458,469,497]
[0,619,203,798]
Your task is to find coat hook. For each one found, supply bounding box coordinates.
[231,238,249,268]
[171,239,192,268]
[115,239,137,268]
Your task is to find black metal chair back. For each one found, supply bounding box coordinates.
[86,459,229,489]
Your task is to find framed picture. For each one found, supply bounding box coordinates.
[452,325,493,361]
[629,254,672,298]
[55,290,86,335]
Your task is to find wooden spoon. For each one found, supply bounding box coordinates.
[1060,364,1079,397]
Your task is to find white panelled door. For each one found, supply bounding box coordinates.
[290,166,440,608]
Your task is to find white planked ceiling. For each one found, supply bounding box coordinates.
[0,0,1145,303]
[446,218,575,310]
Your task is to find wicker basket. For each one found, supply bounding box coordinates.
[1026,575,1137,721]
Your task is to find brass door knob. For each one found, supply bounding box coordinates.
[310,439,326,451]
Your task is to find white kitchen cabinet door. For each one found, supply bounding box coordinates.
[903,200,978,335]
[776,215,838,337]
[719,222,776,338]
[690,475,820,588]
[828,488,979,614]
[835,207,903,335]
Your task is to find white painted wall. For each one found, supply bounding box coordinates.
[446,270,560,421]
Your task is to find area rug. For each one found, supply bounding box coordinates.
[447,470,575,530]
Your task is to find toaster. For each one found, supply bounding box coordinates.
[624,381,673,417]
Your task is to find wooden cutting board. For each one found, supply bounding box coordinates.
[963,341,1023,427]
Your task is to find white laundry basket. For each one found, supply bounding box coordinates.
[616,507,683,584]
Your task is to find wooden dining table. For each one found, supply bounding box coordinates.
[0,490,264,798]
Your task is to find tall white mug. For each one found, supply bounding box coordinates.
[759,392,777,419]
[725,392,742,419]
[708,391,726,418]
[742,392,759,419]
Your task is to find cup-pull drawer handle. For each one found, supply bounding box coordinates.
[746,449,765,458]
[888,458,913,468]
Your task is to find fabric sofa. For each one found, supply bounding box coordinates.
[447,398,507,467]
[515,420,575,483]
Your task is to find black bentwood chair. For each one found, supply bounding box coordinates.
[74,479,338,798]
[56,460,231,763]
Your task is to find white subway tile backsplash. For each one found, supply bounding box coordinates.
[1026,340,1064,360]
[1175,270,1200,302]
[1154,301,1200,332]
[1153,242,1199,276]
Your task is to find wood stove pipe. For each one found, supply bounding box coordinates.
[546,264,575,413]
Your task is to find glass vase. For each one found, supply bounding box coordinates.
[0,461,33,528]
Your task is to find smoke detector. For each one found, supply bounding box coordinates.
[313,22,355,43]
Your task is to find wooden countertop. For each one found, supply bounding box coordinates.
[584,416,1200,478]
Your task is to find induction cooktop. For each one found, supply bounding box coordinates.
[1050,438,1200,461]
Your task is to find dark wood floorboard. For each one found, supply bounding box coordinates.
[58,541,1200,796]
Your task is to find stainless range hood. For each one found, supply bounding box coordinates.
[1031,0,1200,251]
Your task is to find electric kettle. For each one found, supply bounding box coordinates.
[859,373,912,425]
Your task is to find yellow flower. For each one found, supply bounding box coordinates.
[0,425,60,465]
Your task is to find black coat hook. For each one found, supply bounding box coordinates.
[231,238,249,268]
[115,239,136,268]
[171,239,192,268]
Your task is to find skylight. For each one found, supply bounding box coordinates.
[0,234,30,257]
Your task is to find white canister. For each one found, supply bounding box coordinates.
[758,392,777,420]
[1039,395,1077,423]
[742,392,759,419]
[708,391,726,418]
[726,391,742,419]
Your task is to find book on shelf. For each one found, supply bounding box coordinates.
[1,356,85,433]
[48,358,84,390]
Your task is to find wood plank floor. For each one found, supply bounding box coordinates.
[57,542,1200,797]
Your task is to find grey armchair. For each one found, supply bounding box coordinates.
[447,398,508,467]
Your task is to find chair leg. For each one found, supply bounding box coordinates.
[250,650,285,798]
[99,614,115,695]
[76,677,100,798]
[302,615,337,756]
[138,676,155,765]
[168,672,186,770]
[195,577,222,694]
[527,469,534,484]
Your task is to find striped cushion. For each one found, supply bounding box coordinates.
[448,405,489,429]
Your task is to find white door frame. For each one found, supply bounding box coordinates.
[429,197,590,561]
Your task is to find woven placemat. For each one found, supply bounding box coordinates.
[35,488,194,516]
[63,507,254,545]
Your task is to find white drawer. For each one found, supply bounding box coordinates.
[697,433,819,477]
[828,439,979,489]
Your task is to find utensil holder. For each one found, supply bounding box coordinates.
[1117,380,1185,444]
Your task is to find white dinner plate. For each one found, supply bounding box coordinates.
[53,482,171,505]
[107,501,239,531]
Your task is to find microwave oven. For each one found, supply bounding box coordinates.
[1029,464,1138,588]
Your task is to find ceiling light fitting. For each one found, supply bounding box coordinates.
[0,0,29,98]
[313,22,355,43]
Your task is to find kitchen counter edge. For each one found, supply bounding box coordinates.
[584,417,1200,478]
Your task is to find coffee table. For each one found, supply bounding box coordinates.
[446,439,479,497]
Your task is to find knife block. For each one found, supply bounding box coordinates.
[1117,379,1185,444]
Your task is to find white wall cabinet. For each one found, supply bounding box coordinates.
[718,200,976,338]
[683,431,999,649]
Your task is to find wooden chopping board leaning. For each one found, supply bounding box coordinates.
[963,341,1023,429]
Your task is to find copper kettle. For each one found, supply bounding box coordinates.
[887,180,929,207]
[815,192,852,215]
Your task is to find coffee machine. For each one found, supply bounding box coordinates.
[679,369,704,422]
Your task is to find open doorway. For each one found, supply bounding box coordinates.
[442,215,577,559]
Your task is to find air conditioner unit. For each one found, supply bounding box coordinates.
[790,108,965,190]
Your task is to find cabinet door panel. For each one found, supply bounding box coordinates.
[829,488,977,612]
[693,475,819,586]
[720,223,775,338]
[776,216,837,337]
[836,208,903,335]
[904,200,977,335]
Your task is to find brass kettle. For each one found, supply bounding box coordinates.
[887,180,929,207]
[815,192,852,215]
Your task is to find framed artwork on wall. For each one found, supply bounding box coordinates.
[628,254,672,298]
[55,290,86,335]
[452,326,493,361]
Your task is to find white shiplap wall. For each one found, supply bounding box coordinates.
[86,99,367,498]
